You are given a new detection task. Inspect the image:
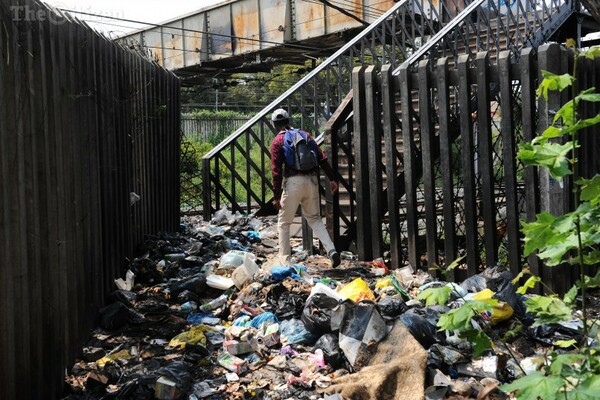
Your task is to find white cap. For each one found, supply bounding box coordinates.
[271,108,289,122]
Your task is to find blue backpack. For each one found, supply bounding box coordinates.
[282,129,319,171]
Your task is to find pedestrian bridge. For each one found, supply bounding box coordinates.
[117,0,419,82]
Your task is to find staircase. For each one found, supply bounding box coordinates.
[202,0,594,260]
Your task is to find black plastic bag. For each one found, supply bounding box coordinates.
[399,307,445,349]
[265,283,307,319]
[484,264,528,319]
[313,333,345,369]
[301,293,342,334]
[169,275,207,296]
[99,302,130,330]
[156,361,192,398]
[459,274,487,293]
[377,296,407,319]
[108,290,137,307]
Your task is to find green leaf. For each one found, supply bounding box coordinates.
[564,285,578,306]
[445,255,466,272]
[576,90,600,104]
[554,339,577,348]
[537,234,579,266]
[584,46,600,60]
[549,353,585,375]
[537,71,574,100]
[417,286,451,306]
[579,176,600,206]
[584,269,600,289]
[517,276,541,294]
[471,330,492,357]
[512,268,531,285]
[568,374,600,399]
[576,113,600,130]
[518,140,573,179]
[554,100,575,126]
[541,125,564,140]
[500,372,564,400]
[437,300,494,332]
[522,212,559,256]
[525,296,572,325]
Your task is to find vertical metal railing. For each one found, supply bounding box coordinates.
[0,2,180,398]
[201,0,477,220]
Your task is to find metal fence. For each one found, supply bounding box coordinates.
[182,116,250,144]
[0,1,180,399]
[345,44,599,293]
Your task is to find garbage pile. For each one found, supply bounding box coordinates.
[63,208,594,400]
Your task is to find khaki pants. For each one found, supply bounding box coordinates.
[277,174,335,256]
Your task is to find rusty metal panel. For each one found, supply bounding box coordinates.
[143,29,164,64]
[183,13,208,65]
[208,5,233,57]
[363,0,396,23]
[163,22,185,70]
[259,0,290,44]
[326,0,362,32]
[294,0,325,41]
[232,0,260,54]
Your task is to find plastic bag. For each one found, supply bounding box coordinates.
[265,283,307,319]
[377,296,407,319]
[301,293,344,334]
[219,250,247,269]
[99,302,130,330]
[231,253,260,289]
[248,312,279,329]
[270,266,294,281]
[169,275,207,296]
[313,333,345,369]
[459,274,487,293]
[338,277,376,302]
[399,307,445,349]
[338,301,388,367]
[280,318,318,345]
[169,325,212,349]
[375,276,393,290]
[156,361,192,396]
[467,289,514,325]
[308,282,343,301]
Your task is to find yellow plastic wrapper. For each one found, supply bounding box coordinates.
[96,349,131,368]
[168,324,212,349]
[375,276,393,290]
[338,277,376,302]
[470,288,514,325]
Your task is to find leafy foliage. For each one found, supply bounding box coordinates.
[524,295,572,325]
[498,44,600,399]
[417,286,451,306]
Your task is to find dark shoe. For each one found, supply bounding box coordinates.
[328,250,341,268]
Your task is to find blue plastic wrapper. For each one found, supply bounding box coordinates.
[270,266,294,280]
[248,312,279,329]
[187,312,221,326]
[228,239,249,252]
[280,318,318,345]
[246,231,261,243]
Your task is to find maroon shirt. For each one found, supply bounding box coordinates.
[270,128,336,200]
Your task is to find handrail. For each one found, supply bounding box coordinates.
[394,0,489,74]
[394,0,575,75]
[199,0,579,220]
[202,0,410,159]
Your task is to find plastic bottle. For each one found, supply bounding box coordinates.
[199,294,229,313]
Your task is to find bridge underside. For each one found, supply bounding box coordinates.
[173,28,363,84]
[116,0,407,84]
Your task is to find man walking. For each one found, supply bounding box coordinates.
[269,108,341,268]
